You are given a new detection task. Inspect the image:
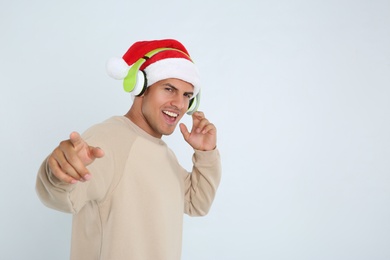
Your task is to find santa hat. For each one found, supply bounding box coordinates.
[106,39,200,96]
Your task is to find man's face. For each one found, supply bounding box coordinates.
[141,78,194,138]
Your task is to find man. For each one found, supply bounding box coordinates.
[36,39,221,260]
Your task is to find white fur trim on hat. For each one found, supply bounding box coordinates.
[144,58,200,96]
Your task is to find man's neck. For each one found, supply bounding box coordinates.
[124,106,162,139]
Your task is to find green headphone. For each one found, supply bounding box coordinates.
[122,48,200,115]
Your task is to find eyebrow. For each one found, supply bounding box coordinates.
[163,83,194,96]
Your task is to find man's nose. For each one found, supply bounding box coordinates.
[170,94,186,110]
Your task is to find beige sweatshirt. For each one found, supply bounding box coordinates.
[36,116,221,260]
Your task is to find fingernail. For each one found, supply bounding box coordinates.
[83,174,91,181]
[70,179,78,184]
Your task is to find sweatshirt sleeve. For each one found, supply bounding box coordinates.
[184,149,222,216]
[36,157,78,213]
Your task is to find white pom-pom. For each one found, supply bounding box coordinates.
[106,57,129,79]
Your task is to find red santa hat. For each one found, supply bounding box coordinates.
[106,39,200,96]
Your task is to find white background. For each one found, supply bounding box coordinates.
[1,0,389,259]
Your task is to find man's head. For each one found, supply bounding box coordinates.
[135,78,194,138]
[106,39,200,115]
[107,39,201,138]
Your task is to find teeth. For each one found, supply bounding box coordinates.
[163,111,178,117]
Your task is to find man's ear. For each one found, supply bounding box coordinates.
[140,86,150,97]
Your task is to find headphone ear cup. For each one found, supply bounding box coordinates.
[133,70,148,96]
[187,92,200,115]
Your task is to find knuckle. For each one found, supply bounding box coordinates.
[59,140,67,146]
[59,140,70,150]
[50,148,61,158]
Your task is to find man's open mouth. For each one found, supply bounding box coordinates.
[163,110,178,118]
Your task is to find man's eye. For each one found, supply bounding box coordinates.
[185,93,193,99]
[164,88,173,93]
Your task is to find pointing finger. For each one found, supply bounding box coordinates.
[90,146,105,159]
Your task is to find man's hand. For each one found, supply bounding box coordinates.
[179,111,217,151]
[47,132,105,184]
